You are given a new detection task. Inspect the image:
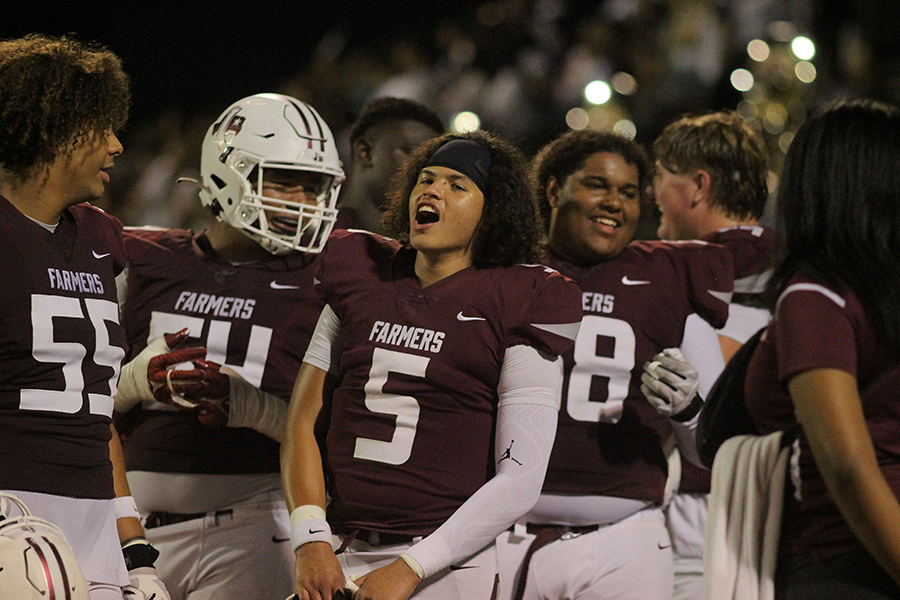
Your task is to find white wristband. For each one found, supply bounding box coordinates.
[289,505,331,552]
[290,517,332,552]
[115,496,141,521]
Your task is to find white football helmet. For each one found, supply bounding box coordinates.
[199,93,345,255]
[0,493,89,600]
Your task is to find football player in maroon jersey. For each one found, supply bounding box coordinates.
[282,130,583,600]
[334,96,444,234]
[641,110,774,600]
[652,110,774,361]
[497,130,733,600]
[111,94,344,600]
[743,99,900,598]
[0,34,169,600]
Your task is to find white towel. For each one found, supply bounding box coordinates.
[704,432,790,600]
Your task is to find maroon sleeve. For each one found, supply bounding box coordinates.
[670,241,733,330]
[774,283,858,384]
[503,265,582,358]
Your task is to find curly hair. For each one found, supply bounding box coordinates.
[0,34,130,184]
[349,96,444,145]
[652,110,769,220]
[382,130,542,267]
[767,98,900,356]
[531,130,651,232]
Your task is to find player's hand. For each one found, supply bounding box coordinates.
[122,566,171,600]
[146,346,210,409]
[293,541,346,600]
[180,360,233,427]
[116,328,196,412]
[641,348,702,420]
[121,538,171,600]
[152,357,233,427]
[351,558,421,600]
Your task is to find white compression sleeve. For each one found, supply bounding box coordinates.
[225,374,289,442]
[303,304,342,375]
[404,345,562,578]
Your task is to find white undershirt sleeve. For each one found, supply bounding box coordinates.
[302,304,342,375]
[404,345,562,578]
[681,314,726,399]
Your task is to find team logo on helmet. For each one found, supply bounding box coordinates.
[225,115,245,135]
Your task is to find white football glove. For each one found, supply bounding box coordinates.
[123,566,170,600]
[641,348,703,421]
[121,539,170,600]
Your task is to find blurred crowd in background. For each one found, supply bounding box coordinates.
[33,0,898,234]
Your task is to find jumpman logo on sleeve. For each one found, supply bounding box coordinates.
[498,440,522,465]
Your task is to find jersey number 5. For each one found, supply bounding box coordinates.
[353,347,428,465]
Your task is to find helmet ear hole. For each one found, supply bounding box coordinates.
[210,174,227,190]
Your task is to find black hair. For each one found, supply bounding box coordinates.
[0,34,130,183]
[531,129,651,233]
[383,130,542,267]
[767,98,900,355]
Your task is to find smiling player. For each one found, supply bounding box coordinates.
[497,130,733,600]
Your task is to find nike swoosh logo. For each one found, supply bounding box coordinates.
[457,311,486,321]
[309,528,325,534]
[270,281,300,290]
[621,276,650,285]
[272,535,290,543]
[449,564,479,571]
[658,542,671,550]
[92,251,111,259]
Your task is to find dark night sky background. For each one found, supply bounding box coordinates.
[6,1,900,148]
[2,2,475,135]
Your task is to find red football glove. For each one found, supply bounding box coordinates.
[155,358,232,427]
[146,343,208,409]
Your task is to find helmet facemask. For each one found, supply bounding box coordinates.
[228,157,340,255]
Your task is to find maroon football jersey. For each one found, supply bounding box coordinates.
[681,225,777,493]
[703,225,776,309]
[317,230,582,537]
[745,275,900,558]
[543,241,732,504]
[0,197,127,499]
[118,228,323,475]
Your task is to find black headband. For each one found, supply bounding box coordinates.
[424,139,492,195]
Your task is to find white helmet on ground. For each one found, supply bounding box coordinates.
[199,93,345,254]
[0,492,89,600]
